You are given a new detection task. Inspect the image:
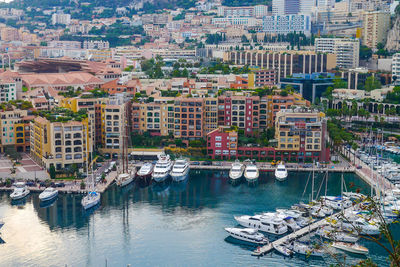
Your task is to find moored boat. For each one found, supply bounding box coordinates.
[274,243,294,257]
[331,242,369,255]
[292,241,325,257]
[275,162,288,181]
[234,214,288,235]
[137,163,153,179]
[10,182,30,201]
[315,226,359,243]
[39,187,58,202]
[117,169,136,187]
[225,227,269,245]
[81,191,101,210]
[244,161,259,183]
[152,154,173,182]
[170,158,190,182]
[229,160,244,181]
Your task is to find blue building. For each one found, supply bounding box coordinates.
[280,73,336,103]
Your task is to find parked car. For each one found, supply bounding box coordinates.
[356,165,362,169]
[96,163,103,168]
[213,162,222,166]
[55,182,65,188]
[191,161,200,165]
[202,161,212,166]
[26,181,36,187]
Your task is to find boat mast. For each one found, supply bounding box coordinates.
[311,160,315,202]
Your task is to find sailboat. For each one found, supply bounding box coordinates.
[116,104,136,187]
[81,129,101,210]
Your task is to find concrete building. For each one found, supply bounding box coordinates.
[272,0,300,15]
[83,40,110,50]
[206,127,238,160]
[315,38,360,69]
[30,116,90,171]
[51,13,71,25]
[275,108,328,162]
[0,108,31,153]
[217,5,269,18]
[362,11,390,48]
[263,14,311,36]
[173,98,203,140]
[0,77,17,103]
[225,50,337,82]
[248,69,276,89]
[392,53,400,84]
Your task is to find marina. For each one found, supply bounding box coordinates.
[0,170,395,266]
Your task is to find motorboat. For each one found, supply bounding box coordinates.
[152,154,173,182]
[234,214,288,235]
[292,241,325,257]
[229,160,244,181]
[339,217,380,235]
[315,226,359,243]
[331,242,369,255]
[225,227,269,245]
[275,162,288,181]
[38,187,58,202]
[170,158,190,182]
[10,182,30,200]
[264,212,299,232]
[321,196,352,210]
[137,163,153,179]
[117,169,136,187]
[81,191,101,210]
[244,161,259,183]
[274,243,294,257]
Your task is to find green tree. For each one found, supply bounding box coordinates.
[49,164,56,179]
[365,76,381,92]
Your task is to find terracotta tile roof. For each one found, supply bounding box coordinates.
[22,72,104,88]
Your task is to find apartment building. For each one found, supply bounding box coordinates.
[248,69,276,89]
[218,94,260,135]
[132,102,174,136]
[266,93,310,128]
[206,127,238,160]
[30,116,90,171]
[101,97,130,150]
[275,108,328,162]
[0,108,31,153]
[226,50,337,82]
[51,13,71,25]
[272,0,300,15]
[217,5,269,18]
[362,11,390,48]
[315,38,360,69]
[263,14,311,36]
[173,98,203,140]
[0,77,17,103]
[203,98,218,136]
[392,53,400,84]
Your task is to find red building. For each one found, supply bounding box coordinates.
[207,127,238,159]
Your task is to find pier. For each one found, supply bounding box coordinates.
[251,207,351,257]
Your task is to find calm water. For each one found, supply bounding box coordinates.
[0,170,396,267]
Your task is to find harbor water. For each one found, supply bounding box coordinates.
[0,170,397,266]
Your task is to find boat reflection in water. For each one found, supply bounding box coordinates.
[11,197,28,207]
[152,179,171,195]
[170,177,189,193]
[39,197,58,209]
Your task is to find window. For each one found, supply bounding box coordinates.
[215,136,222,141]
[216,142,221,147]
[280,132,286,136]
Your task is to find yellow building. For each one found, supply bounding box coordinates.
[362,11,390,48]
[203,97,218,135]
[0,108,32,153]
[275,108,326,154]
[30,115,91,171]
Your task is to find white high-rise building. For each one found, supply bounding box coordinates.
[51,13,71,25]
[272,0,300,15]
[392,53,400,83]
[272,0,285,15]
[300,0,315,14]
[317,0,334,9]
[315,38,360,69]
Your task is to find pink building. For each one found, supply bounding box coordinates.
[206,127,238,160]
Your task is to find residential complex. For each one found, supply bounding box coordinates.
[263,14,311,36]
[315,38,360,69]
[0,107,31,153]
[362,11,390,48]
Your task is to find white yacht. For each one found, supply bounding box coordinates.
[331,242,369,255]
[321,196,352,210]
[117,169,136,187]
[339,217,380,235]
[81,191,101,210]
[39,187,58,202]
[10,182,30,200]
[292,241,325,257]
[137,163,153,179]
[225,227,269,245]
[170,158,190,182]
[274,243,294,257]
[315,226,359,243]
[275,162,288,181]
[244,161,259,183]
[263,212,299,232]
[234,214,288,235]
[229,160,244,181]
[152,154,173,182]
